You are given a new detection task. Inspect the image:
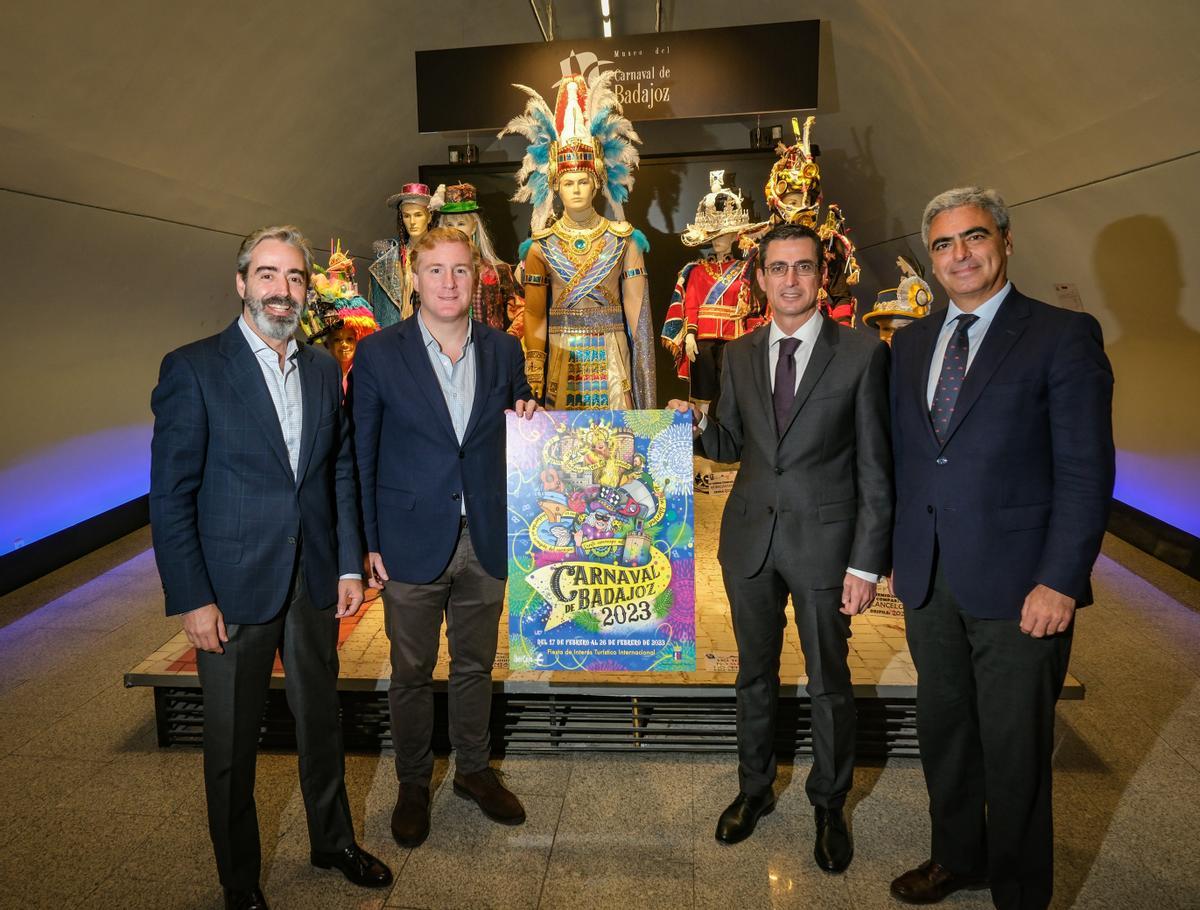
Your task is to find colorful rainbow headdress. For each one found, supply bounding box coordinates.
[302,240,379,342]
[766,116,822,228]
[499,52,641,231]
[681,170,752,247]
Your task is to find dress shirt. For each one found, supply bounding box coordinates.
[925,281,1011,408]
[238,316,360,581]
[238,316,301,478]
[417,312,476,515]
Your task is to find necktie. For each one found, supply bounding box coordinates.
[930,314,979,443]
[773,337,801,436]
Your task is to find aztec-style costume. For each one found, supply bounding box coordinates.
[863,255,933,344]
[367,182,443,328]
[760,116,861,327]
[500,61,656,410]
[661,172,761,406]
[435,182,526,337]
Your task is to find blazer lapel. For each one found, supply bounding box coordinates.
[750,327,772,430]
[938,290,1030,449]
[779,316,836,441]
[462,323,493,444]
[219,320,293,479]
[294,344,321,485]
[913,309,946,449]
[397,318,458,443]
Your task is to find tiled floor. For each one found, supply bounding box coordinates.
[1,524,1198,908]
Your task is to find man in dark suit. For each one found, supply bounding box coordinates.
[150,226,392,910]
[670,222,893,871]
[351,226,537,849]
[888,187,1114,909]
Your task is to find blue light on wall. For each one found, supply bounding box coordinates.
[0,425,152,552]
[1115,451,1200,539]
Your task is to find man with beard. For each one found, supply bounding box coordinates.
[150,226,392,910]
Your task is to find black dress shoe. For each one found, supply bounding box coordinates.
[890,859,989,904]
[715,791,776,844]
[311,843,393,888]
[392,783,431,848]
[224,886,269,910]
[813,806,854,873]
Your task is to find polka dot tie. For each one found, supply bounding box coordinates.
[930,314,979,444]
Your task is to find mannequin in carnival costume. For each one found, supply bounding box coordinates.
[301,241,380,392]
[661,171,762,414]
[367,182,444,327]
[434,182,525,339]
[758,116,861,326]
[500,62,656,410]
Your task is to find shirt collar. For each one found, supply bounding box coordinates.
[238,313,298,362]
[417,309,473,354]
[769,311,824,349]
[944,280,1012,329]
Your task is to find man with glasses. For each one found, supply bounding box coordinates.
[669,222,892,871]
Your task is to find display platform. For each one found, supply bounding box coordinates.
[125,487,1083,756]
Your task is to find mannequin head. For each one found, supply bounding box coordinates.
[557,171,599,222]
[711,232,735,257]
[324,324,358,373]
[438,211,478,237]
[400,202,431,242]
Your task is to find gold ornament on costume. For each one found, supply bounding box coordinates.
[864,256,934,344]
[765,116,822,227]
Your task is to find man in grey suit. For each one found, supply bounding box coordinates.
[670,223,892,871]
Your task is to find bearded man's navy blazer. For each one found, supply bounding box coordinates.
[150,319,362,622]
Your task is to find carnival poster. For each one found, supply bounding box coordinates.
[506,409,696,672]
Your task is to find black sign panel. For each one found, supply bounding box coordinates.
[415,20,819,134]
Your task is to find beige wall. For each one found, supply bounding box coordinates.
[2,0,1197,547]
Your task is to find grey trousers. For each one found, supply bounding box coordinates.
[195,557,353,890]
[382,523,505,786]
[723,534,856,807]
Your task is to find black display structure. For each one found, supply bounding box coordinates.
[421,148,777,403]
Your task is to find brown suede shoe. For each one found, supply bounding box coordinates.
[453,767,526,824]
[890,859,989,904]
[391,783,431,848]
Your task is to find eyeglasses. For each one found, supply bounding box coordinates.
[765,260,819,278]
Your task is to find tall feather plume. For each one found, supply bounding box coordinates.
[582,69,641,211]
[499,83,558,216]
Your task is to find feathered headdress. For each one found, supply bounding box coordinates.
[499,61,641,231]
[766,115,822,227]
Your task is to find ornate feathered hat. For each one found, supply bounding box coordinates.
[499,53,641,231]
[681,171,752,247]
[766,116,822,227]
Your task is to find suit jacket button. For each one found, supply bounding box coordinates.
[936,456,948,465]
[926,505,934,514]
[451,493,461,501]
[766,505,775,514]
[287,536,297,545]
[774,467,783,475]
[459,450,466,459]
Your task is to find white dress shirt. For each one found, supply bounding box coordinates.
[926,281,1011,408]
[417,311,476,515]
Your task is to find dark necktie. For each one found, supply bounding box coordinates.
[930,314,979,443]
[773,337,801,436]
